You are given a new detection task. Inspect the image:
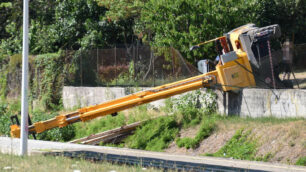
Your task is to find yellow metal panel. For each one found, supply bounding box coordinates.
[223,65,246,86]
[216,52,255,91]
[10,124,20,138]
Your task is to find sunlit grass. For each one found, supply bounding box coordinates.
[0,153,161,172]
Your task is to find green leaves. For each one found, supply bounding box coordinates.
[138,0,256,63]
[0,3,12,8]
[32,111,76,141]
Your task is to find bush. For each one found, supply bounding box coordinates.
[165,90,216,129]
[32,111,75,142]
[0,101,19,136]
[0,112,11,136]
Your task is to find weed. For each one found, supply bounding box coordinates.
[220,116,304,124]
[0,111,10,136]
[207,128,258,160]
[0,152,161,172]
[166,90,217,128]
[101,142,125,148]
[125,116,179,151]
[176,115,216,149]
[295,156,306,166]
[0,100,20,136]
[73,113,127,139]
[256,152,274,162]
[32,110,75,141]
[289,140,295,147]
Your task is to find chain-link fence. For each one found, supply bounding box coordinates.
[67,45,200,87]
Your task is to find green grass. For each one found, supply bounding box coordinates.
[205,128,258,161]
[73,104,153,140]
[295,156,306,166]
[216,115,304,124]
[125,116,179,151]
[0,153,161,172]
[73,113,127,139]
[176,115,216,149]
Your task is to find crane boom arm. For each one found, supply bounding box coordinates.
[10,39,256,138]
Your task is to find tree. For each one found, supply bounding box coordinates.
[138,0,256,63]
[95,0,147,46]
[255,0,306,43]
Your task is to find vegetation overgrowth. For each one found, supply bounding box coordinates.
[0,153,161,172]
[0,0,304,59]
[0,90,304,166]
[206,128,258,160]
[176,116,216,149]
[0,0,305,166]
[296,156,306,166]
[126,116,179,151]
[0,101,18,136]
[73,104,154,140]
[0,0,305,106]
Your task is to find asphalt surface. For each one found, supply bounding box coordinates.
[1,137,305,172]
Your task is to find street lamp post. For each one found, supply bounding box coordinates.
[20,0,29,156]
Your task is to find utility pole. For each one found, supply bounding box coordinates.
[20,0,29,156]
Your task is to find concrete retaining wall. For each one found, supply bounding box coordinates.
[62,86,306,118]
[225,89,306,118]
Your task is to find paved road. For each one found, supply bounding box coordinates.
[1,137,305,172]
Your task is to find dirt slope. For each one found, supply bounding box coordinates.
[165,119,306,165]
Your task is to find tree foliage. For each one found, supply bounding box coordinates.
[0,0,135,55]
[255,0,306,43]
[138,0,257,62]
[0,0,305,59]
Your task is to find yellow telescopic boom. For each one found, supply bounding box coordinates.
[10,51,255,138]
[11,24,262,137]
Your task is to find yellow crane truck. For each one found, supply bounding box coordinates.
[10,24,288,138]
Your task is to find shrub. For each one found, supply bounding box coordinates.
[0,112,11,136]
[32,111,75,142]
[0,100,19,136]
[166,90,217,128]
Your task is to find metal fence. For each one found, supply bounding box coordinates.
[67,45,200,87]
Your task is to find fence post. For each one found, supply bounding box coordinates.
[96,49,99,76]
[115,45,117,85]
[152,49,155,87]
[171,47,175,76]
[80,51,83,86]
[135,41,138,83]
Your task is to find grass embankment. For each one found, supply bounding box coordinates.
[170,116,306,165]
[1,90,305,166]
[0,153,160,172]
[66,90,306,166]
[72,104,160,140]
